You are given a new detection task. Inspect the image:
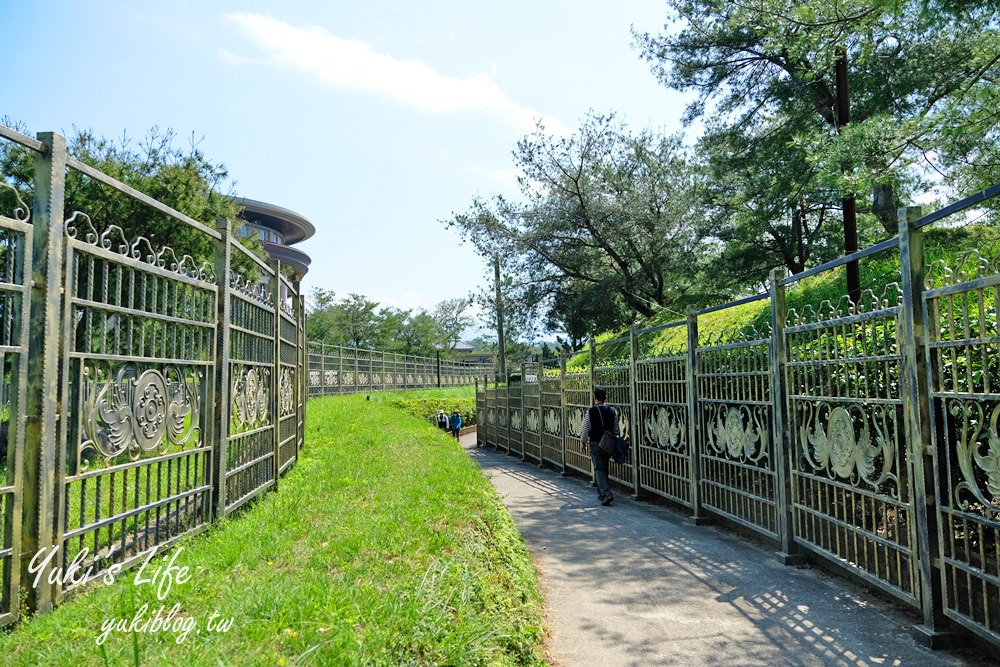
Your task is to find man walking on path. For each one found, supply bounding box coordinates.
[580,387,618,506]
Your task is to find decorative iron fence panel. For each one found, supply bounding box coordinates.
[784,288,920,606]
[522,376,541,462]
[495,385,510,453]
[539,376,562,467]
[0,196,31,625]
[277,275,301,474]
[222,243,277,514]
[697,329,778,538]
[54,209,219,603]
[476,380,486,447]
[635,353,691,506]
[507,382,523,457]
[924,258,1000,644]
[563,372,590,475]
[594,362,631,488]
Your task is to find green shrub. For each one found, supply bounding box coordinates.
[387,396,478,427]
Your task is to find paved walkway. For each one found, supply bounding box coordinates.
[460,434,990,667]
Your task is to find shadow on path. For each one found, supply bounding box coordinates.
[461,435,988,667]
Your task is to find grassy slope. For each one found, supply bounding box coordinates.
[0,394,545,666]
[572,225,1000,362]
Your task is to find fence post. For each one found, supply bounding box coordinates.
[269,262,281,492]
[520,363,527,461]
[769,269,804,565]
[212,218,233,518]
[899,206,953,647]
[297,288,305,452]
[588,338,597,486]
[686,305,708,524]
[337,346,343,394]
[559,354,567,474]
[629,325,640,499]
[21,131,67,614]
[483,375,490,447]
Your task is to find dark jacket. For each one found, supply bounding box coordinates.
[586,404,617,442]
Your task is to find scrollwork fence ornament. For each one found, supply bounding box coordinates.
[279,368,295,416]
[232,366,270,430]
[644,406,685,451]
[543,409,561,436]
[702,323,771,348]
[798,402,897,493]
[787,284,903,326]
[0,182,30,222]
[525,408,539,433]
[81,363,201,465]
[229,271,272,306]
[65,211,216,281]
[949,399,1000,515]
[567,408,584,438]
[705,404,768,464]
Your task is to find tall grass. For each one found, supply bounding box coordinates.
[0,394,545,666]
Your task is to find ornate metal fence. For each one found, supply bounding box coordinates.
[635,325,690,506]
[476,184,1000,649]
[521,364,542,462]
[0,127,306,618]
[307,344,488,397]
[697,314,778,539]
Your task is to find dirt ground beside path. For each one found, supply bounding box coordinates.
[460,433,991,667]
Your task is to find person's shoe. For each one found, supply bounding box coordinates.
[601,495,613,506]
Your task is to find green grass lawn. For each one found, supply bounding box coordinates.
[0,393,546,666]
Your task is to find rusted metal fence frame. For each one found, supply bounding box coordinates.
[0,127,306,620]
[475,184,1000,649]
[306,343,489,397]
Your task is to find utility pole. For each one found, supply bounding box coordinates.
[836,47,861,305]
[494,255,506,382]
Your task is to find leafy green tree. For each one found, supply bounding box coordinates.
[445,113,711,337]
[635,0,1000,271]
[432,297,474,351]
[545,281,630,351]
[305,287,338,343]
[443,200,547,363]
[0,123,250,263]
[333,293,381,348]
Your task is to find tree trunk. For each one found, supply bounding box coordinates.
[872,183,897,235]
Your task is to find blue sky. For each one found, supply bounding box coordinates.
[3,1,690,321]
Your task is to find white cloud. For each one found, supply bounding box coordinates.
[222,12,563,131]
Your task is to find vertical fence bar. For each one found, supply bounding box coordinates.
[629,325,640,498]
[520,363,527,461]
[770,269,804,564]
[212,218,233,518]
[298,289,306,452]
[559,355,567,474]
[21,132,66,613]
[686,305,707,524]
[589,338,596,484]
[899,207,953,647]
[269,262,281,491]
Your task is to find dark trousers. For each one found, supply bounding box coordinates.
[588,440,612,499]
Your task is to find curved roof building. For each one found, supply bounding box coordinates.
[233,196,315,278]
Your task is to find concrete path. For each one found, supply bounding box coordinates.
[460,434,990,667]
